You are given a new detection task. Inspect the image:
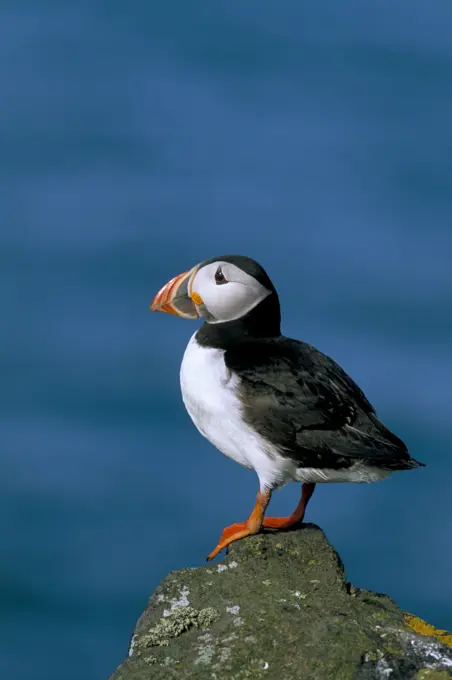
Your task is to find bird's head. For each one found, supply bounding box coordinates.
[150,255,280,335]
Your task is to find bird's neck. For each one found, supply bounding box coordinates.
[195,293,281,350]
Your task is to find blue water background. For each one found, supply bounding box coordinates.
[1,2,451,678]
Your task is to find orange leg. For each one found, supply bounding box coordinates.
[206,490,271,561]
[262,482,316,530]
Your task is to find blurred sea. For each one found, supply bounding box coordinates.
[1,2,451,679]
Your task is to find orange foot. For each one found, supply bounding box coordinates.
[262,516,302,530]
[206,522,252,561]
[206,490,271,561]
[263,483,316,531]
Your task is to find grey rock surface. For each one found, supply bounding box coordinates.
[110,524,452,680]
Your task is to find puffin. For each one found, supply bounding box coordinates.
[150,255,424,560]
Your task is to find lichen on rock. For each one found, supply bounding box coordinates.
[406,615,452,648]
[111,524,452,680]
[136,605,219,648]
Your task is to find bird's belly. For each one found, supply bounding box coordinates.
[182,394,253,470]
[179,333,296,488]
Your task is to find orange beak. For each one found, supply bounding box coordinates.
[150,265,200,319]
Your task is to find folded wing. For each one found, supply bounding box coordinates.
[225,337,423,471]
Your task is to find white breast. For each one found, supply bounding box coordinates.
[179,332,299,491]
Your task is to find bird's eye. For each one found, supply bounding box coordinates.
[214,266,228,285]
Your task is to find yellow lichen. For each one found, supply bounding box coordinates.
[405,614,452,647]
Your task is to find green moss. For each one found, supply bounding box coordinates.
[383,641,404,657]
[138,606,219,648]
[242,535,266,557]
[416,670,452,680]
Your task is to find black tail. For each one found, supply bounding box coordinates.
[385,455,426,471]
[352,413,426,470]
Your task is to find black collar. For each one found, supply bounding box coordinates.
[195,292,281,349]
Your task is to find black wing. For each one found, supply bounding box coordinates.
[225,337,422,470]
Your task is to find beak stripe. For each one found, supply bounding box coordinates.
[150,265,201,319]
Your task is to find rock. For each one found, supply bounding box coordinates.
[110,524,452,680]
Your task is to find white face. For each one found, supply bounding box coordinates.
[190,261,271,323]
